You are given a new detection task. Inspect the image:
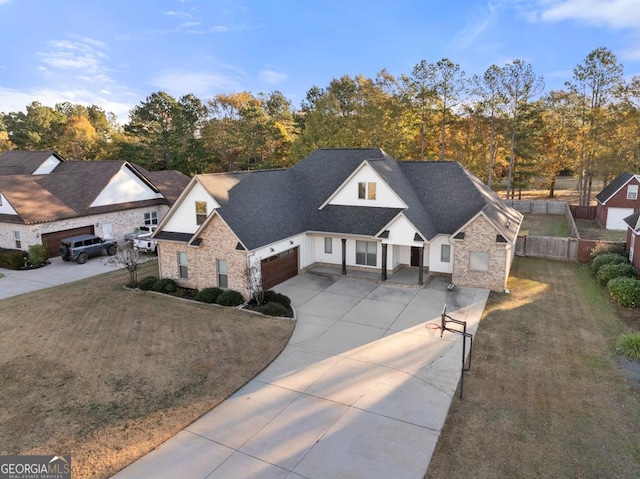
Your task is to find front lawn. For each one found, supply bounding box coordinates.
[426,257,640,479]
[0,261,295,478]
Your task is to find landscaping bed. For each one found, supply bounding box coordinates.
[426,257,640,479]
[0,261,295,479]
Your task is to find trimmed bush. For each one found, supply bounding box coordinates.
[596,263,637,286]
[607,277,640,307]
[259,302,288,317]
[27,244,47,265]
[590,242,626,259]
[216,289,244,307]
[617,332,640,360]
[154,278,178,293]
[139,276,159,291]
[262,290,291,308]
[591,253,628,275]
[0,248,26,270]
[196,287,223,304]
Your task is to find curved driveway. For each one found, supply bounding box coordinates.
[114,273,488,479]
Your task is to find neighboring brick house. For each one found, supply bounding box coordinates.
[596,172,640,230]
[0,150,189,256]
[153,148,523,297]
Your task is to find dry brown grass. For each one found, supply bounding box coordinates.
[0,261,295,478]
[426,257,640,479]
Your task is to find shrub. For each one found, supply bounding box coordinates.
[259,302,288,317]
[591,253,628,275]
[196,287,223,304]
[139,276,159,291]
[607,277,640,307]
[617,332,640,360]
[0,248,26,270]
[155,278,178,293]
[590,242,626,259]
[216,289,244,307]
[596,263,637,286]
[27,244,47,265]
[262,290,291,308]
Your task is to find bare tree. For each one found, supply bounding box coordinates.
[433,58,467,161]
[107,242,142,286]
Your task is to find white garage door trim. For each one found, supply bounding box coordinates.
[606,207,634,230]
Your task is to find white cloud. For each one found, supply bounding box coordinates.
[179,21,202,29]
[0,87,133,122]
[451,2,499,49]
[38,37,113,83]
[149,70,246,98]
[533,0,640,29]
[259,70,287,85]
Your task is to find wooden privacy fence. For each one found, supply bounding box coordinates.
[569,205,597,220]
[515,236,625,263]
[506,200,568,215]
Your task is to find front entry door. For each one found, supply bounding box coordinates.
[410,247,420,267]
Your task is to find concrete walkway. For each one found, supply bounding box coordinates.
[114,274,488,479]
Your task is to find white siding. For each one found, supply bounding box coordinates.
[91,166,163,207]
[0,193,17,215]
[32,154,62,175]
[163,182,220,233]
[606,207,634,230]
[383,214,424,246]
[428,235,453,274]
[327,163,406,208]
[311,235,342,266]
[252,234,305,262]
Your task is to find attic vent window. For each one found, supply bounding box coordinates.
[628,185,638,200]
[358,182,376,200]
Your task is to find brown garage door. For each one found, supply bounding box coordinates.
[42,226,95,257]
[261,247,299,290]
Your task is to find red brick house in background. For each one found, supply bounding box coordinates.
[596,172,640,230]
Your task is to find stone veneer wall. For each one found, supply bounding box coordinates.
[158,214,250,299]
[0,206,168,252]
[452,214,509,292]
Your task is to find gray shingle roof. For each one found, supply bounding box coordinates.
[624,211,640,231]
[188,148,522,250]
[0,152,189,224]
[0,150,63,175]
[596,172,634,203]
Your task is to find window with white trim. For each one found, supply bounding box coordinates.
[144,211,158,225]
[324,237,332,254]
[358,182,376,200]
[469,252,490,271]
[14,231,21,249]
[178,252,188,278]
[195,201,207,225]
[355,240,377,266]
[217,259,228,288]
[441,244,451,263]
[627,184,638,200]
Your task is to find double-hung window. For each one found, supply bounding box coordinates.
[195,201,207,225]
[217,259,228,288]
[355,240,377,266]
[469,252,489,272]
[358,182,376,200]
[628,185,639,200]
[14,231,21,249]
[441,244,451,263]
[324,237,332,254]
[144,211,158,225]
[178,252,188,278]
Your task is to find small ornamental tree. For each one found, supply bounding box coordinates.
[107,242,141,286]
[247,260,265,305]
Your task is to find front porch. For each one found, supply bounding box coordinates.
[306,264,441,289]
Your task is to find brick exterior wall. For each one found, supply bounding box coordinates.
[157,214,250,299]
[0,205,168,252]
[598,177,640,227]
[452,214,510,292]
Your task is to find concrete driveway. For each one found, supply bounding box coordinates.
[0,255,129,300]
[114,273,489,479]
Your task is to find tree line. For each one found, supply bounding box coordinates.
[2,47,639,205]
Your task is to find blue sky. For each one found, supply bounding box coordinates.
[1,0,640,123]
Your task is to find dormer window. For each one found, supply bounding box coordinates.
[627,185,638,200]
[358,182,376,200]
[195,201,207,225]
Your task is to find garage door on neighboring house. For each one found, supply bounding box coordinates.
[42,226,95,257]
[261,247,299,290]
[606,207,634,230]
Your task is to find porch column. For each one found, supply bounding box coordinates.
[418,246,424,285]
[381,243,388,281]
[341,238,347,275]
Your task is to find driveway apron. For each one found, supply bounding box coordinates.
[113,274,489,479]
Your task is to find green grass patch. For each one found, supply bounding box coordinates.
[617,332,640,360]
[520,214,570,237]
